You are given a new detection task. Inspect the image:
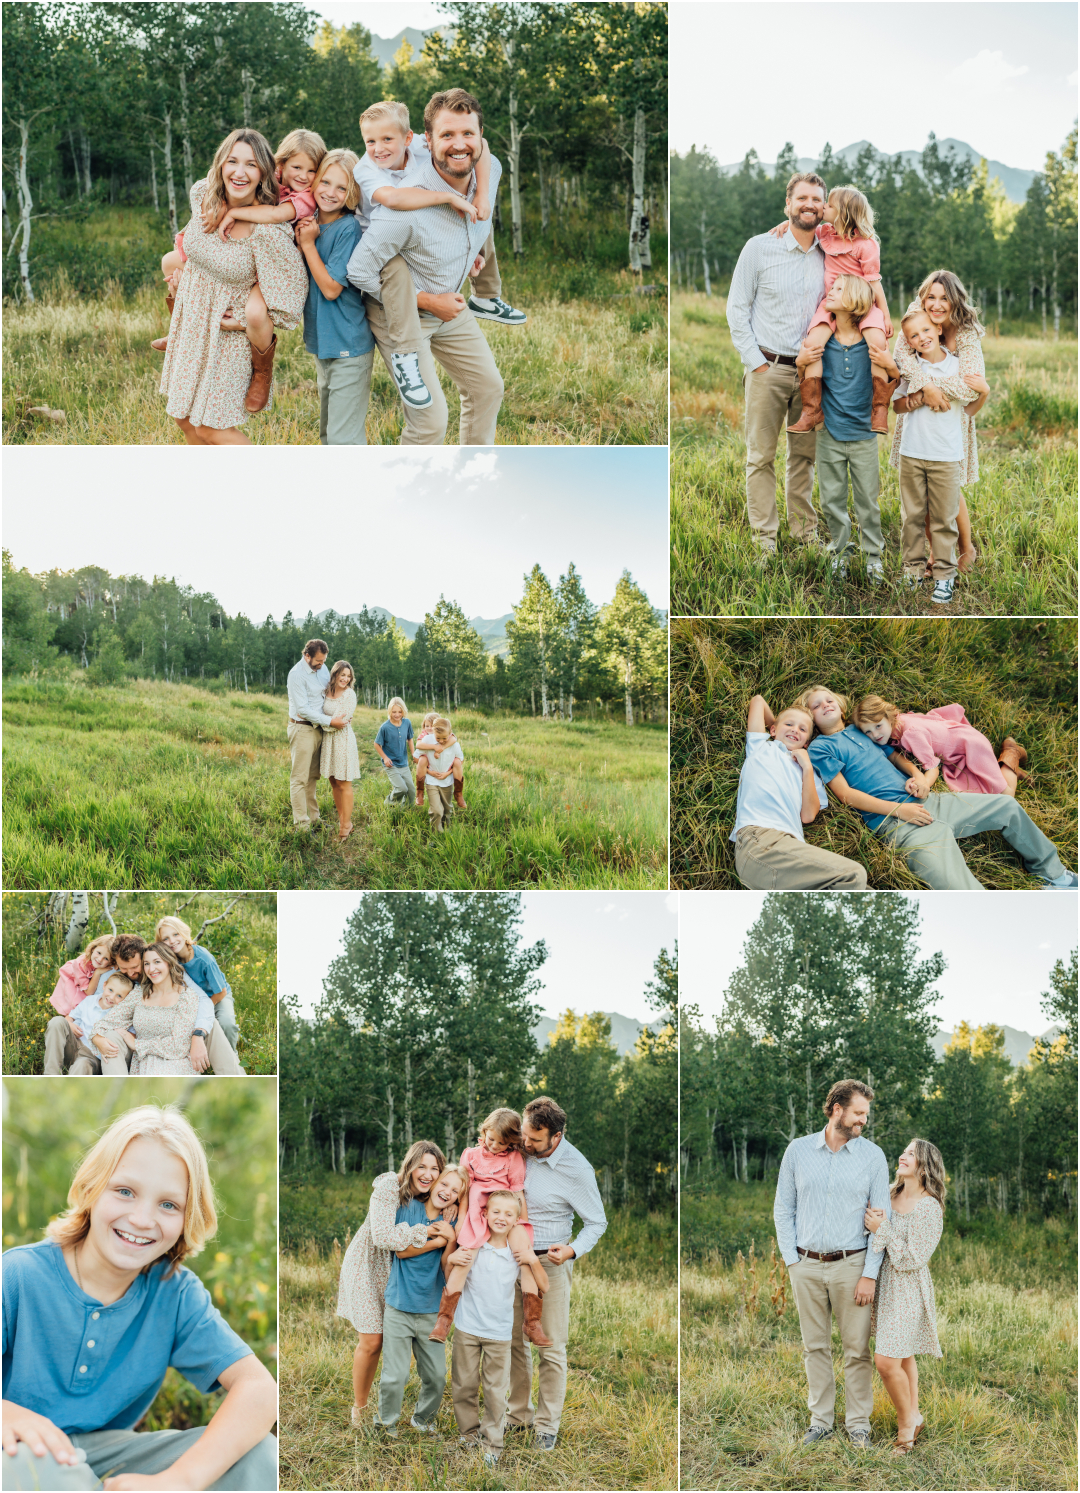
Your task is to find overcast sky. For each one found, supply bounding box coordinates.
[279,890,679,1022]
[4,447,668,621]
[680,891,1078,1035]
[672,1,1078,171]
[306,1,444,35]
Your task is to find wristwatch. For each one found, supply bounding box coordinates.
[193,1028,209,1039]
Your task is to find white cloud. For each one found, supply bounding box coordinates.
[459,451,499,485]
[665,892,679,917]
[946,49,1029,91]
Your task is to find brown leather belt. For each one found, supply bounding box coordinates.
[760,348,798,367]
[798,1247,866,1262]
[289,718,316,725]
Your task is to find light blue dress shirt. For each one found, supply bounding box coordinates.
[726,229,826,370]
[773,1128,892,1278]
[524,1136,607,1258]
[286,656,334,728]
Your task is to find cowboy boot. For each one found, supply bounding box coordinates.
[870,376,898,436]
[428,1288,461,1342]
[415,767,426,806]
[522,1292,553,1347]
[151,292,176,352]
[453,775,467,810]
[997,737,1031,781]
[244,335,277,413]
[786,376,823,434]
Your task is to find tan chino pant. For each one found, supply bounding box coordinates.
[425,782,454,832]
[375,238,501,355]
[898,455,961,580]
[743,362,819,550]
[788,1249,874,1433]
[451,1330,511,1451]
[288,722,323,826]
[43,1016,101,1075]
[508,1256,573,1437]
[734,826,867,890]
[364,299,503,446]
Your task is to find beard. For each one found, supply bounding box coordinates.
[434,143,476,180]
[835,1116,864,1140]
[789,205,823,227]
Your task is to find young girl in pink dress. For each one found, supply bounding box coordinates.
[784,186,895,436]
[428,1108,552,1348]
[852,695,1030,796]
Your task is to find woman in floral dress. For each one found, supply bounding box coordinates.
[319,661,361,842]
[92,944,202,1075]
[160,128,307,445]
[865,1137,946,1454]
[337,1141,455,1425]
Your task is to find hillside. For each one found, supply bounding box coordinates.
[314,606,512,655]
[932,1023,1062,1066]
[532,1010,665,1057]
[366,25,452,70]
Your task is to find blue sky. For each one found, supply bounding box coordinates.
[672,1,1078,171]
[4,447,669,619]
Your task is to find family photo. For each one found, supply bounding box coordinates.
[3,1,667,446]
[670,616,1078,891]
[679,890,1078,1491]
[1,891,277,1075]
[277,889,677,1490]
[670,1,1077,616]
[1,1076,278,1492]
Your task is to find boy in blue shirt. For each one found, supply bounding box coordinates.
[374,698,416,810]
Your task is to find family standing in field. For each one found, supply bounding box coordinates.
[731,687,1078,891]
[336,1097,607,1464]
[774,1080,946,1455]
[156,88,526,447]
[287,639,468,840]
[727,172,992,602]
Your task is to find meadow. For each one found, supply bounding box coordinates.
[680,1179,1078,1492]
[2,1076,277,1431]
[670,291,1079,617]
[278,1171,677,1491]
[2,677,669,890]
[1,889,277,1074]
[2,208,667,446]
[670,616,1078,890]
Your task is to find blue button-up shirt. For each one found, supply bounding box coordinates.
[821,335,874,442]
[286,656,334,728]
[773,1128,892,1279]
[727,229,826,370]
[524,1136,608,1259]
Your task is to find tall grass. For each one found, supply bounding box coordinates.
[670,292,1078,617]
[670,616,1078,890]
[1,890,277,1074]
[279,1171,676,1491]
[2,677,668,889]
[680,1181,1077,1491]
[3,208,667,446]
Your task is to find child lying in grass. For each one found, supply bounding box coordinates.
[851,696,1030,798]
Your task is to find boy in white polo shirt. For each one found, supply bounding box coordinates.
[731,694,867,890]
[449,1191,548,1467]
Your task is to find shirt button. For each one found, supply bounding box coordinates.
[87,1340,96,1348]
[91,1312,100,1320]
[79,1365,88,1374]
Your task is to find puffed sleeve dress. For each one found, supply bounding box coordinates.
[337,1172,432,1333]
[319,688,361,782]
[871,1195,944,1358]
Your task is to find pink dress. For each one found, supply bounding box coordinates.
[808,223,887,334]
[457,1144,534,1249]
[49,956,93,1016]
[890,704,1008,794]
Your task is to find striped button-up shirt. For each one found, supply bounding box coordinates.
[726,229,826,370]
[524,1135,608,1259]
[773,1128,892,1279]
[286,656,333,728]
[346,153,504,300]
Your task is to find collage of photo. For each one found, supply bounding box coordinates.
[1,2,1076,1493]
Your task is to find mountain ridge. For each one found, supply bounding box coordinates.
[532,1010,666,1058]
[313,606,512,655]
[932,1022,1062,1067]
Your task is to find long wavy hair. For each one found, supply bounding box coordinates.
[397,1140,447,1206]
[916,269,985,337]
[829,184,877,243]
[892,1137,948,1210]
[478,1107,526,1155]
[326,660,355,698]
[140,941,188,999]
[202,128,279,225]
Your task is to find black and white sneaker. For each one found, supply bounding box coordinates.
[389,351,432,409]
[535,1432,557,1451]
[931,575,956,605]
[466,295,527,325]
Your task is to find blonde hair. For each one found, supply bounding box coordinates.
[916,269,984,337]
[314,149,361,211]
[478,1108,525,1155]
[892,1137,948,1211]
[436,1164,470,1212]
[275,128,327,174]
[433,715,452,744]
[360,100,411,135]
[155,916,194,956]
[421,711,439,727]
[829,184,877,243]
[396,1140,447,1206]
[852,695,900,733]
[45,1104,217,1273]
[78,934,117,970]
[773,704,814,731]
[202,129,278,225]
[831,272,874,322]
[485,1189,522,1217]
[901,307,934,339]
[102,972,135,996]
[387,697,407,717]
[140,941,188,999]
[794,686,850,724]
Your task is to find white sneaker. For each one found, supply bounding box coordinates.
[932,575,956,605]
[389,351,433,408]
[467,295,527,325]
[410,1416,437,1434]
[866,560,885,585]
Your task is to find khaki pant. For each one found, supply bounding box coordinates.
[451,1330,511,1451]
[426,782,454,831]
[734,826,867,890]
[815,426,883,560]
[43,1015,101,1075]
[508,1255,573,1437]
[376,239,501,354]
[743,362,819,550]
[365,299,503,446]
[98,1023,243,1076]
[315,350,373,444]
[899,455,960,580]
[876,790,1065,890]
[288,722,323,826]
[788,1249,873,1433]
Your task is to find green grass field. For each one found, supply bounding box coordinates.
[670,291,1078,617]
[1,889,277,1074]
[2,208,667,446]
[670,616,1078,890]
[279,1172,677,1491]
[2,677,668,889]
[680,1180,1078,1492]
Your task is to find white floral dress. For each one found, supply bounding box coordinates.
[871,1195,944,1358]
[337,1172,430,1333]
[161,179,307,430]
[320,687,361,782]
[889,302,985,488]
[93,984,200,1076]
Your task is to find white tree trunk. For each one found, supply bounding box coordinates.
[505,52,524,256]
[385,1085,395,1172]
[537,142,549,234]
[466,1058,476,1146]
[162,111,178,235]
[149,143,159,212]
[80,132,91,195]
[101,892,118,934]
[241,68,254,128]
[624,663,634,726]
[628,105,646,274]
[178,68,194,193]
[15,120,35,303]
[68,129,82,197]
[640,193,652,272]
[65,893,90,953]
[700,209,711,297]
[404,1052,413,1148]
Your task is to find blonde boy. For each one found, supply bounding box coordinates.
[421,716,464,831]
[63,973,135,1076]
[375,697,416,808]
[414,710,467,809]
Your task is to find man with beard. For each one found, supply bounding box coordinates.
[773,1079,891,1448]
[726,173,829,558]
[347,88,505,445]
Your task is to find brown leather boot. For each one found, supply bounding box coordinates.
[151,292,176,352]
[870,376,898,435]
[244,335,277,413]
[522,1292,553,1347]
[453,777,467,810]
[428,1288,461,1342]
[415,769,426,807]
[787,376,823,434]
[997,737,1031,781]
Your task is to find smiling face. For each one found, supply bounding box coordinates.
[522,1121,559,1158]
[308,649,328,671]
[364,122,411,171]
[431,1171,463,1211]
[158,927,189,960]
[142,950,170,987]
[281,150,317,194]
[832,1097,870,1140]
[222,140,264,205]
[769,708,812,751]
[115,952,143,981]
[485,1195,521,1237]
[805,689,844,733]
[921,282,952,326]
[481,1127,509,1155]
[389,704,404,726]
[904,310,941,356]
[410,1152,441,1196]
[90,944,112,972]
[99,978,127,1009]
[897,1141,918,1178]
[785,180,825,232]
[315,163,350,217]
[88,1137,189,1273]
[428,108,482,181]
